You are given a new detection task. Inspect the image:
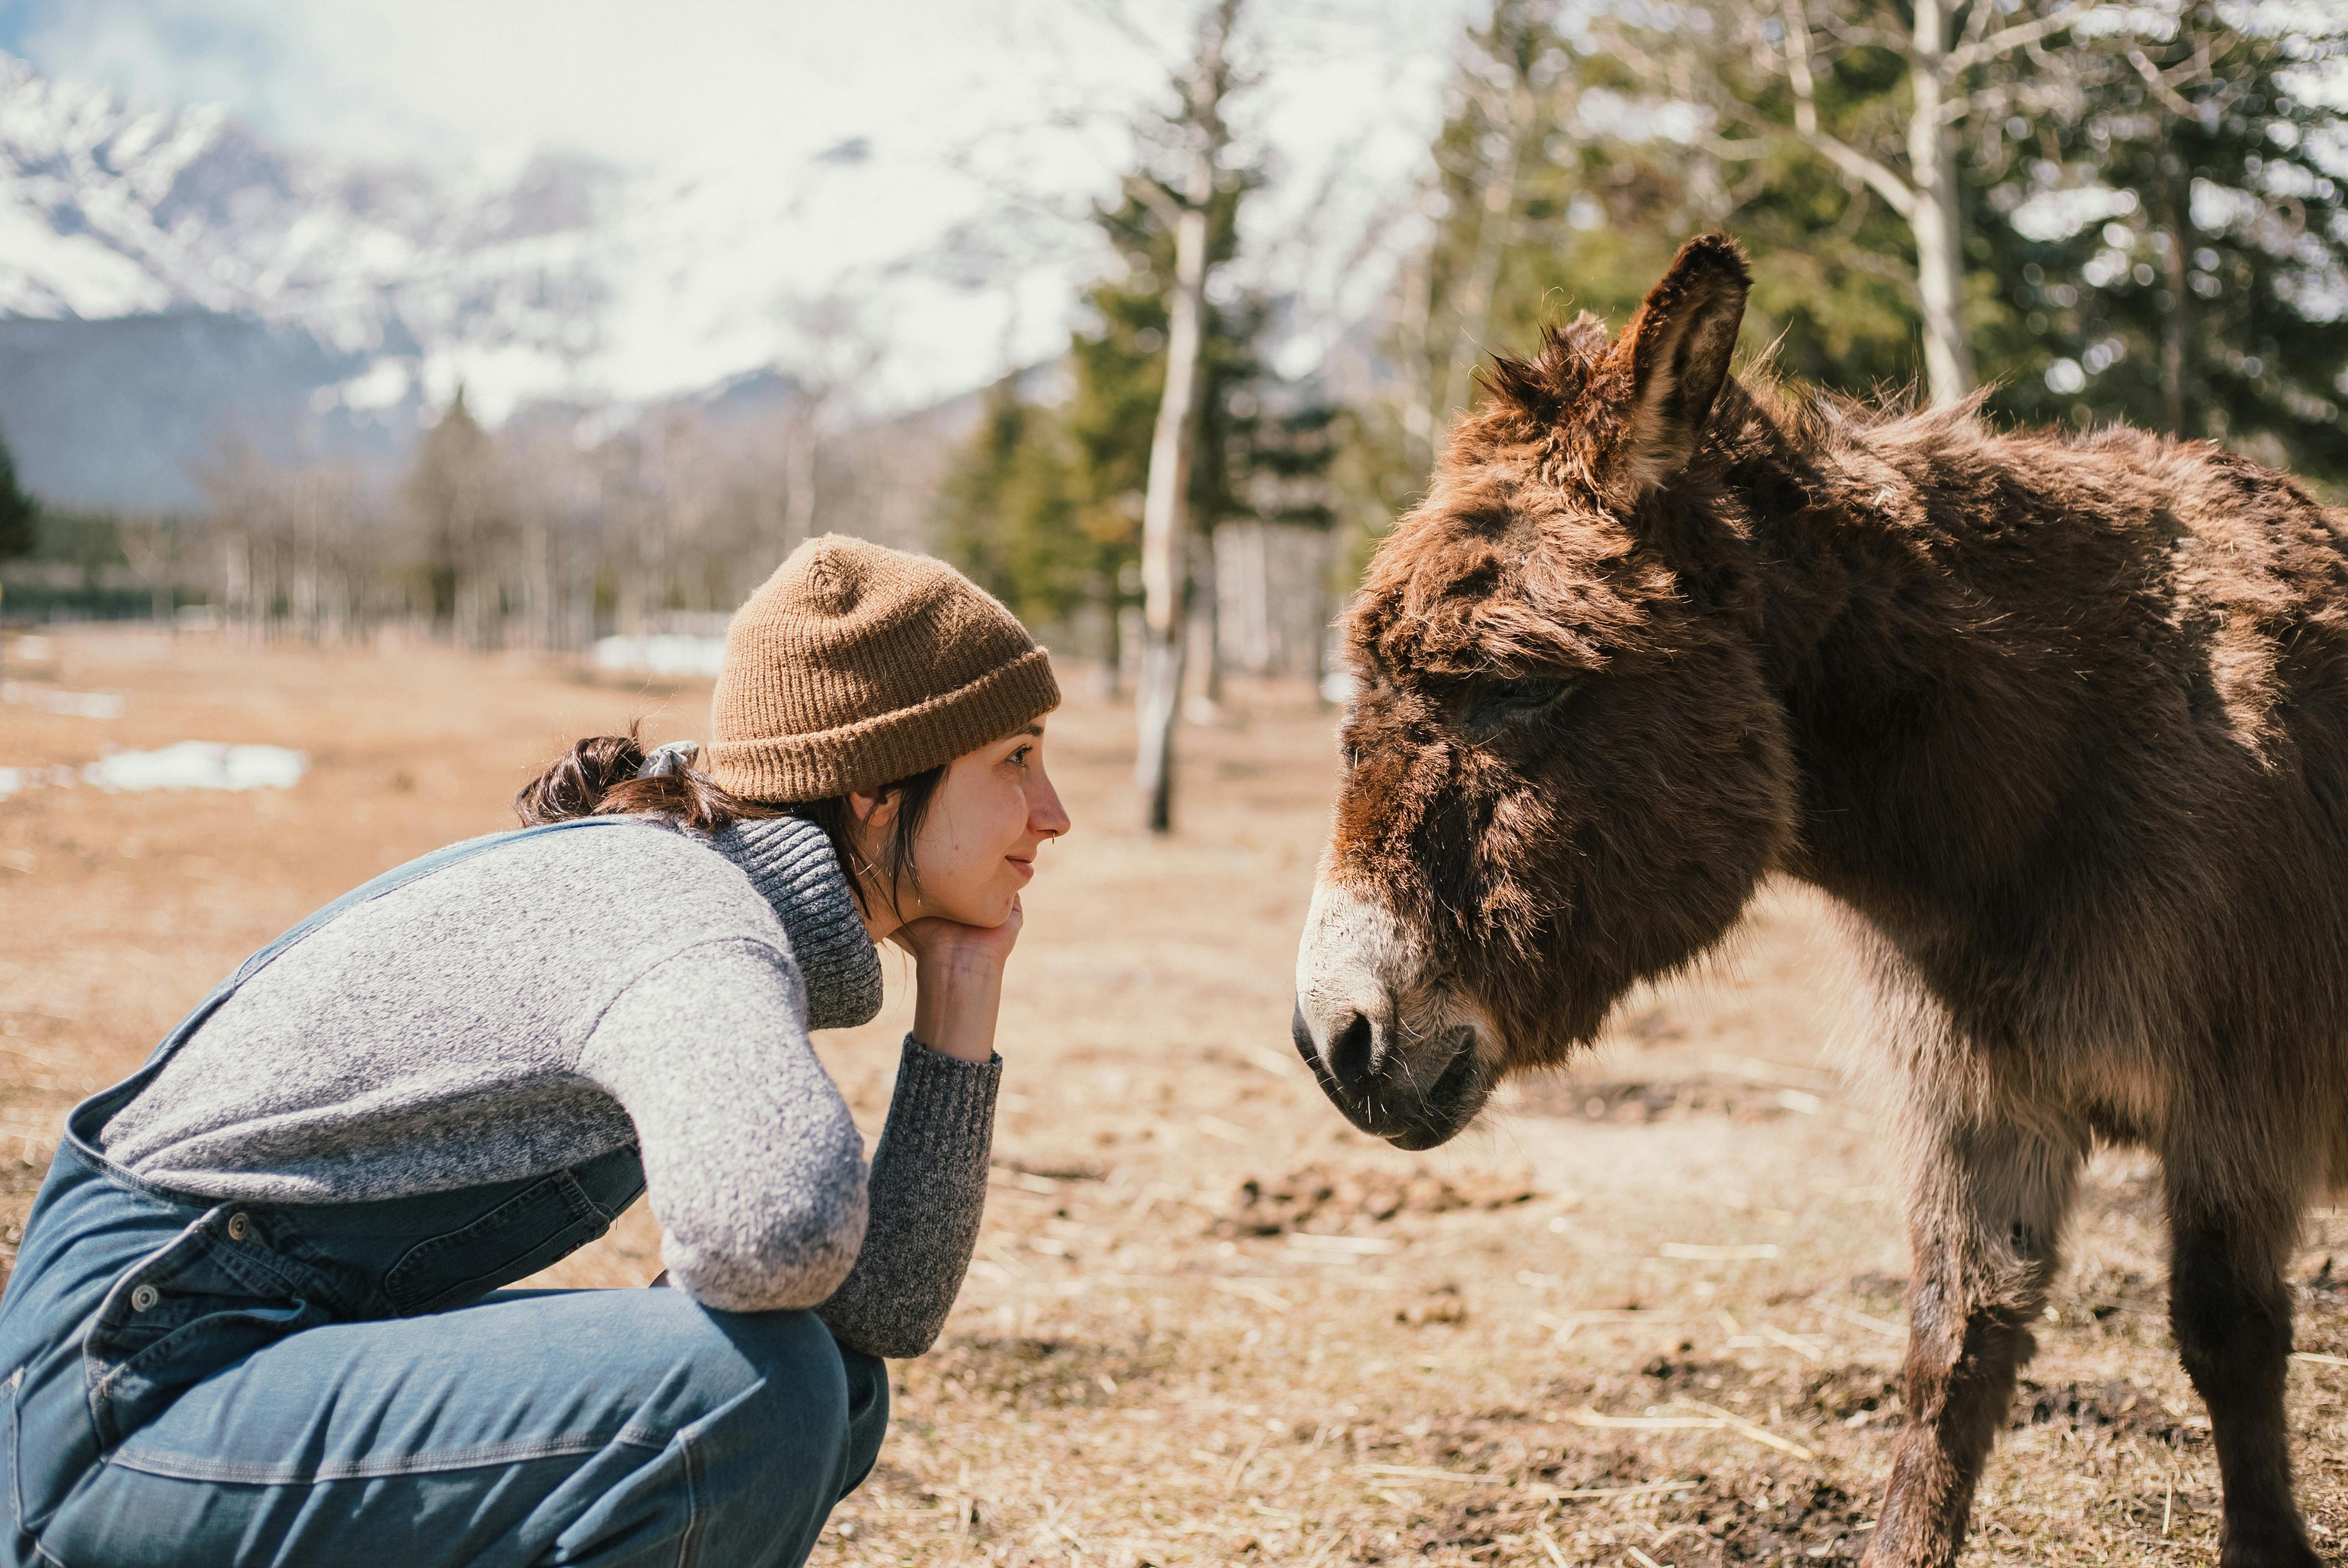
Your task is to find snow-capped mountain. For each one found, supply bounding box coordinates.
[0,49,617,363]
[1,46,624,463]
[0,49,637,507]
[0,48,1080,510]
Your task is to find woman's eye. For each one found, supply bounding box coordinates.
[1008,745,1031,766]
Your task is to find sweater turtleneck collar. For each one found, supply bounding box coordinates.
[705,814,884,1030]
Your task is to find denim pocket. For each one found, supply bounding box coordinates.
[84,1224,332,1452]
[74,1204,325,1444]
[384,1170,617,1317]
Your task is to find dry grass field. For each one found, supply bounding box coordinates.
[5,627,2348,1566]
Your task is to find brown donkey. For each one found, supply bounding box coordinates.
[1291,234,2348,1567]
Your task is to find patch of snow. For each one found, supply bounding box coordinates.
[1,681,125,719]
[0,764,81,799]
[82,742,308,793]
[591,635,727,679]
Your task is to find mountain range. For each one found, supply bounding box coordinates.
[0,50,1017,512]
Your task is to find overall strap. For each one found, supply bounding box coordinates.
[145,816,637,1069]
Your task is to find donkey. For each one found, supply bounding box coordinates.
[1290,233,2348,1567]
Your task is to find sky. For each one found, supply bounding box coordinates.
[0,0,1474,413]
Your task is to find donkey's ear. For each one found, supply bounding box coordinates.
[1599,234,1750,497]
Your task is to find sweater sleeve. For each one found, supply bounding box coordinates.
[578,937,869,1312]
[816,1036,1001,1359]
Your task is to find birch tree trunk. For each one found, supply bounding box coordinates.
[1134,0,1239,835]
[1767,0,2083,407]
[1906,0,1976,403]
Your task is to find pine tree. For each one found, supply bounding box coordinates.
[937,374,1091,626]
[938,121,1305,639]
[404,387,511,646]
[1355,0,1922,540]
[0,425,37,562]
[1364,0,2348,529]
[1975,3,2348,484]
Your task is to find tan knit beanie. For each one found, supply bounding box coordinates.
[706,535,1060,802]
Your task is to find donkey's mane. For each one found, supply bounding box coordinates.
[1469,308,2030,508]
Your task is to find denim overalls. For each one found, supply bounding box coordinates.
[0,821,886,1568]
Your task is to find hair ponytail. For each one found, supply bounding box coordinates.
[514,725,777,834]
[513,724,946,919]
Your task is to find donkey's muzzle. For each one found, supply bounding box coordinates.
[1289,1003,1481,1151]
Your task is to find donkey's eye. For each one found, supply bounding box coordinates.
[1465,674,1572,728]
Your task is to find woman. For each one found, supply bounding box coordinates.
[0,537,1069,1568]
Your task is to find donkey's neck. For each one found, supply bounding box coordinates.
[1712,389,2099,929]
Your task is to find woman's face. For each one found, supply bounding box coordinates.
[859,720,1070,932]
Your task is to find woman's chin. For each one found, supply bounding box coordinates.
[930,894,1016,929]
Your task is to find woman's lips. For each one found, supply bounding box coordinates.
[1006,856,1035,880]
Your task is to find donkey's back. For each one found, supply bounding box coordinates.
[1801,415,2348,1567]
[1813,414,2348,1169]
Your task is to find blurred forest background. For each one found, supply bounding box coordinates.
[4,0,2345,788]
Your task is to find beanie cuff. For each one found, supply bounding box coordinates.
[708,647,1061,802]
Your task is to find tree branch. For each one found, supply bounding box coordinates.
[1803,132,1922,216]
[1781,0,1918,217]
[2126,47,2201,118]
[1125,174,1187,227]
[1945,3,2086,75]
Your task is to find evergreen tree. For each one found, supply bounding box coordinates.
[937,374,1091,626]
[1976,3,2348,484]
[0,425,37,562]
[404,387,511,646]
[1355,0,1922,538]
[1358,0,2348,544]
[938,147,1335,641]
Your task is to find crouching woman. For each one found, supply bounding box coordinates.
[0,537,1068,1568]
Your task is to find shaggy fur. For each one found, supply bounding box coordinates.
[1301,234,2348,1568]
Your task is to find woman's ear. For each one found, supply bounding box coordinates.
[851,790,899,834]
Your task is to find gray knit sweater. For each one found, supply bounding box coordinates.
[96,814,998,1359]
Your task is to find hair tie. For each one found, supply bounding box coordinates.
[635,740,701,780]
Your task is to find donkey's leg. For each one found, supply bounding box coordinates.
[2165,1160,2318,1568]
[1862,1117,2082,1568]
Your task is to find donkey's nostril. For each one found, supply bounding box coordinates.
[1327,1012,1377,1091]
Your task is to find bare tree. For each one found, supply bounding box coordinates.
[773,294,887,558]
[116,515,186,627]
[405,388,513,647]
[1133,0,1243,836]
[1739,0,2084,403]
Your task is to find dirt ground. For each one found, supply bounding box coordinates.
[4,628,2347,1566]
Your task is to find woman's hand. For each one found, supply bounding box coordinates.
[887,895,1023,974]
[890,897,1019,1064]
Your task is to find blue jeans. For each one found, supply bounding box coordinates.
[0,818,888,1567]
[1,1126,887,1568]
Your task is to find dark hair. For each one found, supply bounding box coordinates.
[786,770,945,920]
[514,724,945,918]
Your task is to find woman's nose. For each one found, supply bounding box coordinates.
[1032,770,1072,838]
